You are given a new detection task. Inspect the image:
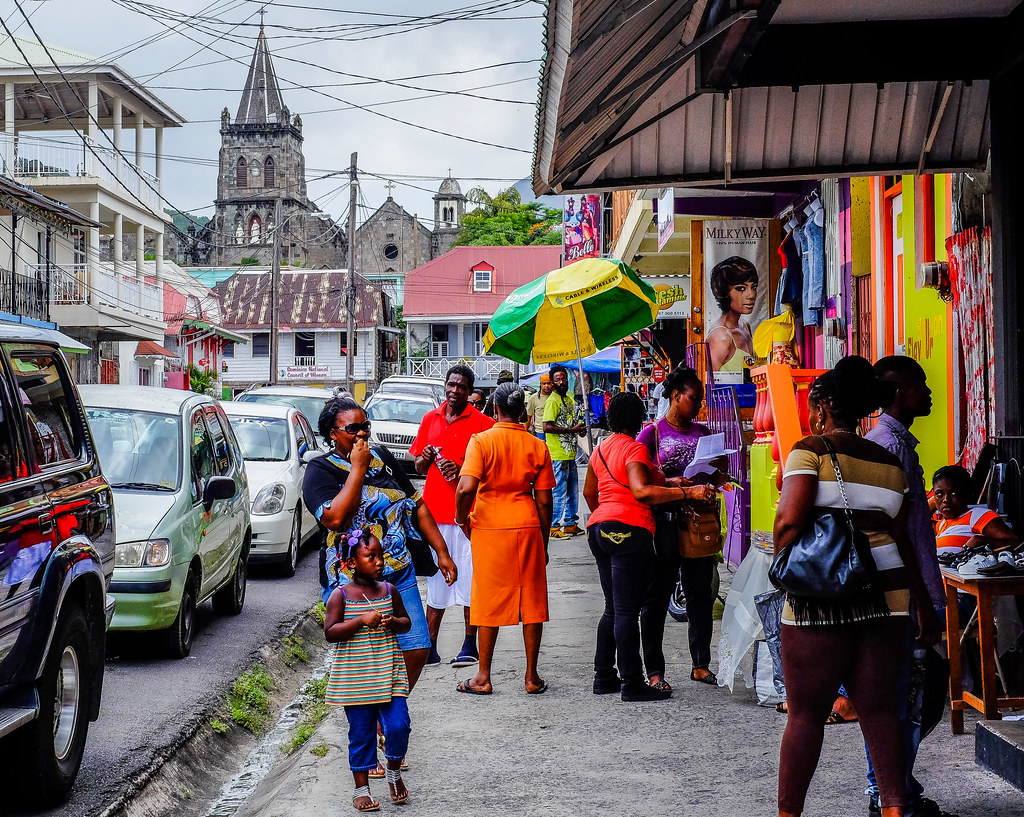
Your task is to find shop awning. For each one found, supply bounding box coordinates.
[533,1,1022,195]
[135,340,179,358]
[180,317,248,345]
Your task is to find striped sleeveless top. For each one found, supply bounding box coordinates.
[326,589,409,707]
[781,435,910,626]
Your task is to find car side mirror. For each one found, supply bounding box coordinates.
[301,449,318,464]
[203,475,237,510]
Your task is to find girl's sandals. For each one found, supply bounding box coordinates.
[368,762,385,779]
[352,785,380,812]
[376,735,409,770]
[385,767,409,804]
[775,701,788,714]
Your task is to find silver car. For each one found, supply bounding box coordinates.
[364,392,436,472]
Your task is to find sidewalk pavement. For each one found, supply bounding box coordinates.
[236,533,1020,817]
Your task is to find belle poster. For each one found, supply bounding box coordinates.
[563,194,601,264]
[702,219,770,384]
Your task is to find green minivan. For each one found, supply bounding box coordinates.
[80,386,251,657]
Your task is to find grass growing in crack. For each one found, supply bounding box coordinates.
[310,601,326,626]
[281,674,330,755]
[229,664,275,734]
[209,718,229,734]
[310,742,329,757]
[282,635,309,667]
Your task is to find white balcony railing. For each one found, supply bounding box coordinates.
[408,355,516,382]
[39,263,163,321]
[294,355,317,366]
[0,132,161,211]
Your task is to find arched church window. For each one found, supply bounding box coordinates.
[264,156,275,188]
[248,215,262,244]
[236,157,247,188]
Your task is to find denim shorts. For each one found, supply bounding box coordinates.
[321,565,431,652]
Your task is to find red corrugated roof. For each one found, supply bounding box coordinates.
[403,246,562,318]
[135,340,179,358]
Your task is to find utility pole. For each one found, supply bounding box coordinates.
[346,152,357,394]
[269,196,282,385]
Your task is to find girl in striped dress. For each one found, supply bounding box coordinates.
[325,528,411,812]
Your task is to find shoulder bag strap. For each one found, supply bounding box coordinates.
[595,442,631,490]
[818,435,853,520]
[653,420,662,467]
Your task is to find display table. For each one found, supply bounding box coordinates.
[941,568,1024,733]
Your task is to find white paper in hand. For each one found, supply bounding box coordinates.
[683,432,737,480]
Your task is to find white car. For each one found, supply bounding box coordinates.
[376,375,445,404]
[364,392,437,472]
[235,385,336,442]
[221,401,320,576]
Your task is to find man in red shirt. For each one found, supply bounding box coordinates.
[410,364,494,666]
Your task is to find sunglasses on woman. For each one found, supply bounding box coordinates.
[336,420,372,434]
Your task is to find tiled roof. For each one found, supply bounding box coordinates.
[403,245,562,318]
[135,340,179,358]
[213,271,385,330]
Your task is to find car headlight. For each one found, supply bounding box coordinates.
[252,483,287,515]
[115,539,172,568]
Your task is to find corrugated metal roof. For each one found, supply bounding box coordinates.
[533,0,1013,194]
[214,271,385,330]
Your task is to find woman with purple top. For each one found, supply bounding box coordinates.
[637,366,723,689]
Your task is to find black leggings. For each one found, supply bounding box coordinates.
[778,618,909,813]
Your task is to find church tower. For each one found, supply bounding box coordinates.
[207,26,345,268]
[432,174,466,257]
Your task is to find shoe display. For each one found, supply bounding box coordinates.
[977,550,1020,576]
[959,551,998,577]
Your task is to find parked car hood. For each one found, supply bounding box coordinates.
[243,459,296,496]
[112,490,176,542]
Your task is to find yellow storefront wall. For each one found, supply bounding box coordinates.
[899,174,954,482]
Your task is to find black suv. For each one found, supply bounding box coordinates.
[0,328,114,807]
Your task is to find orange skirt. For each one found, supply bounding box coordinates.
[469,526,549,626]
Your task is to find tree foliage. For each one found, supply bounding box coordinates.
[452,186,562,247]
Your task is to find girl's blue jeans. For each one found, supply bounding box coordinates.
[345,697,411,771]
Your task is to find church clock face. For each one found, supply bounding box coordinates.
[251,167,260,176]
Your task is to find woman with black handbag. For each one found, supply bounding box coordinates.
[637,366,729,689]
[771,357,940,817]
[583,391,715,702]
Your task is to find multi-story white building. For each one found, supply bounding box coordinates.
[1,32,185,381]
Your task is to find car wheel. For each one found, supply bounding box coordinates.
[213,537,249,615]
[164,569,198,658]
[279,508,301,578]
[10,604,93,807]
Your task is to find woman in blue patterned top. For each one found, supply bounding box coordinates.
[303,396,456,696]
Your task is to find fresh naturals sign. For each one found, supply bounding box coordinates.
[642,275,690,319]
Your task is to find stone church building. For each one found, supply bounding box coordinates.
[354,175,467,305]
[200,27,346,269]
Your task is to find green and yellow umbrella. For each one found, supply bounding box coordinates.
[482,257,659,365]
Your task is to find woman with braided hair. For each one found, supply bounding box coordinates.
[454,382,557,695]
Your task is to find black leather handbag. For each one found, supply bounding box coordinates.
[768,436,888,623]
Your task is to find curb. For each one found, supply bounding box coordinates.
[99,607,329,817]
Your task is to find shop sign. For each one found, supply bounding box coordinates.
[656,187,675,251]
[563,194,602,263]
[652,366,665,382]
[642,274,690,318]
[282,365,330,380]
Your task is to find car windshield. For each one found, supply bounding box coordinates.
[236,393,329,429]
[382,382,444,402]
[227,416,290,461]
[86,409,181,491]
[365,398,432,424]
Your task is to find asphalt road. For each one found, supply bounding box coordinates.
[21,544,321,817]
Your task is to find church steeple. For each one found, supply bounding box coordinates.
[235,26,285,125]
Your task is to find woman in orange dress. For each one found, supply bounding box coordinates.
[453,383,556,695]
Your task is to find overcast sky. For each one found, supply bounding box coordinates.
[8,0,546,229]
